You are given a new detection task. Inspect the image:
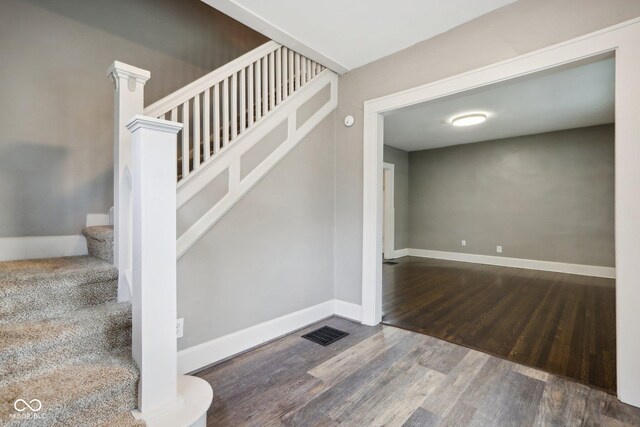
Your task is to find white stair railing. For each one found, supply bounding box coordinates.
[108,63,213,425]
[108,41,331,424]
[107,61,150,303]
[143,41,325,184]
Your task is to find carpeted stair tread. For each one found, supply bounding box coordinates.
[82,226,113,242]
[83,226,114,263]
[0,351,139,427]
[98,412,145,427]
[0,255,117,290]
[0,302,131,385]
[0,256,118,324]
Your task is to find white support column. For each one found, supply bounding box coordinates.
[127,115,182,415]
[107,62,150,303]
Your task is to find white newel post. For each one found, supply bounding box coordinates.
[107,62,151,302]
[126,115,183,415]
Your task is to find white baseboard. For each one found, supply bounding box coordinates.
[405,248,615,279]
[86,213,111,227]
[0,235,88,261]
[177,299,363,374]
[334,299,362,322]
[391,248,409,258]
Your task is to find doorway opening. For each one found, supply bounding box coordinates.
[380,55,616,392]
[361,21,640,404]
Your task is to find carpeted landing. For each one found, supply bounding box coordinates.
[0,226,143,426]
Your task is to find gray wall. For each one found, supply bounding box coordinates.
[0,0,267,237]
[408,125,615,267]
[383,145,409,250]
[177,113,336,349]
[334,0,640,304]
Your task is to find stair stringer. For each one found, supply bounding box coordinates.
[176,70,338,258]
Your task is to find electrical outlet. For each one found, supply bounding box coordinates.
[176,318,184,338]
[461,240,466,246]
[496,245,503,253]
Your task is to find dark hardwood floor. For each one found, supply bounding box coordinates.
[382,256,616,393]
[197,317,639,426]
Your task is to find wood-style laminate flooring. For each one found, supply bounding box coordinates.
[382,256,616,393]
[197,317,639,426]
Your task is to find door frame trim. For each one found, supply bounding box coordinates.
[382,162,395,259]
[361,17,640,406]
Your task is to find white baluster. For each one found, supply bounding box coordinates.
[231,73,238,141]
[222,78,229,147]
[239,67,246,133]
[213,84,220,154]
[262,56,268,115]
[295,53,301,90]
[255,59,262,121]
[288,50,294,96]
[181,101,190,179]
[276,48,282,104]
[193,95,200,169]
[170,108,180,178]
[301,57,307,85]
[282,48,289,99]
[203,89,210,161]
[248,63,254,126]
[269,51,275,111]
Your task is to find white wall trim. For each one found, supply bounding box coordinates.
[334,299,362,322]
[392,248,409,259]
[86,213,111,227]
[361,17,640,405]
[404,248,615,279]
[178,300,334,374]
[176,71,338,258]
[382,163,395,259]
[0,235,88,261]
[177,299,361,374]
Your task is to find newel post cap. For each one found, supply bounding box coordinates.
[126,115,183,134]
[108,61,151,87]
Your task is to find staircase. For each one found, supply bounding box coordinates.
[0,39,336,426]
[0,226,142,426]
[139,41,338,258]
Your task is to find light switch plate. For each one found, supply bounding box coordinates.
[176,318,184,338]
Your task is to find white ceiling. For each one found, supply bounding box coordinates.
[201,0,518,73]
[383,57,615,152]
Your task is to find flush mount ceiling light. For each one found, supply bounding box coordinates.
[451,113,487,127]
